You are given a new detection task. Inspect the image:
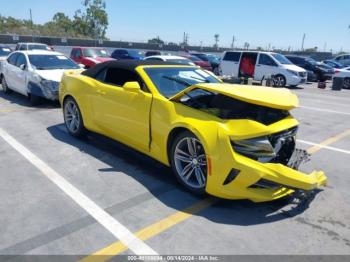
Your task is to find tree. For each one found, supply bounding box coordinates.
[148,36,164,45]
[77,0,109,39]
[214,34,219,48]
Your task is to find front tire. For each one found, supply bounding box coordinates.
[343,78,350,89]
[1,76,12,94]
[63,97,85,137]
[273,74,286,87]
[170,131,207,195]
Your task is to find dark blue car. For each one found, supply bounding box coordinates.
[322,60,345,69]
[111,49,144,60]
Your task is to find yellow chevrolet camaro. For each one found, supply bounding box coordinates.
[59,60,327,202]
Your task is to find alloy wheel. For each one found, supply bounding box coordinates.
[174,137,207,189]
[344,78,350,89]
[64,100,81,134]
[273,75,286,87]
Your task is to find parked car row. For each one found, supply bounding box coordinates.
[0,43,348,93]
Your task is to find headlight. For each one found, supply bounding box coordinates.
[287,69,298,76]
[232,136,276,160]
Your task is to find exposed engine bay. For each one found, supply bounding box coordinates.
[179,88,290,125]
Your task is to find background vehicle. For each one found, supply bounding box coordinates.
[191,53,220,74]
[286,55,334,81]
[59,60,326,202]
[0,45,12,60]
[111,49,144,60]
[334,54,350,66]
[220,51,307,87]
[182,55,212,71]
[70,47,114,68]
[144,55,195,65]
[15,42,51,51]
[322,59,345,69]
[334,66,350,89]
[1,50,80,104]
[145,50,162,57]
[0,45,12,84]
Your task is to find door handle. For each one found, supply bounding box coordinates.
[97,89,106,95]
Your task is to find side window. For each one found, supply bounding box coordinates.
[76,49,82,58]
[104,68,141,87]
[7,53,18,65]
[223,52,241,62]
[15,54,27,68]
[95,68,107,82]
[70,49,76,57]
[258,54,277,66]
[19,44,27,50]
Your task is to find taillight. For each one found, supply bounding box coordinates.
[335,69,340,74]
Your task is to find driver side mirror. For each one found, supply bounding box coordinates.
[123,81,141,92]
[19,64,26,70]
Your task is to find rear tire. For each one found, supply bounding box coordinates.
[170,131,207,195]
[1,76,12,94]
[63,97,86,137]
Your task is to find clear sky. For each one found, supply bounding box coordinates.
[1,0,349,52]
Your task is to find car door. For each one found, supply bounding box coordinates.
[220,51,241,76]
[12,53,29,95]
[254,53,278,81]
[3,53,19,89]
[91,67,152,151]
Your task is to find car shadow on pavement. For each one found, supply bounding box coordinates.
[0,88,59,109]
[47,123,319,227]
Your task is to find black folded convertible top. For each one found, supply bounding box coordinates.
[82,60,182,78]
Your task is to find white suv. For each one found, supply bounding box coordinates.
[219,51,307,87]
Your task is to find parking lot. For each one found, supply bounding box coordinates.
[0,81,349,260]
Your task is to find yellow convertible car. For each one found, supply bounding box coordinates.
[59,61,327,202]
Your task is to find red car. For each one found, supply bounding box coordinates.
[182,55,212,71]
[70,47,115,68]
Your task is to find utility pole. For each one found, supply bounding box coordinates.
[323,42,327,52]
[29,9,34,41]
[231,35,235,49]
[301,33,306,51]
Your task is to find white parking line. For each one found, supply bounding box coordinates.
[0,128,158,256]
[299,106,350,116]
[298,139,350,154]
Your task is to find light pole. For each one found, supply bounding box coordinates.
[301,33,306,51]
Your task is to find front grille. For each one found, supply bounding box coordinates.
[298,72,307,77]
[268,127,297,165]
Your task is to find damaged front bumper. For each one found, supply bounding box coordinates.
[28,80,59,101]
[206,141,327,202]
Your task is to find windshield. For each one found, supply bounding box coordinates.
[144,67,220,98]
[206,54,220,63]
[128,49,144,58]
[306,57,317,65]
[0,47,11,56]
[83,48,109,58]
[271,54,292,64]
[28,44,50,51]
[167,59,194,65]
[193,54,209,61]
[29,55,80,70]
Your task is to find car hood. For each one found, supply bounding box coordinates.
[283,64,306,72]
[170,83,299,110]
[36,69,80,82]
[85,57,114,63]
